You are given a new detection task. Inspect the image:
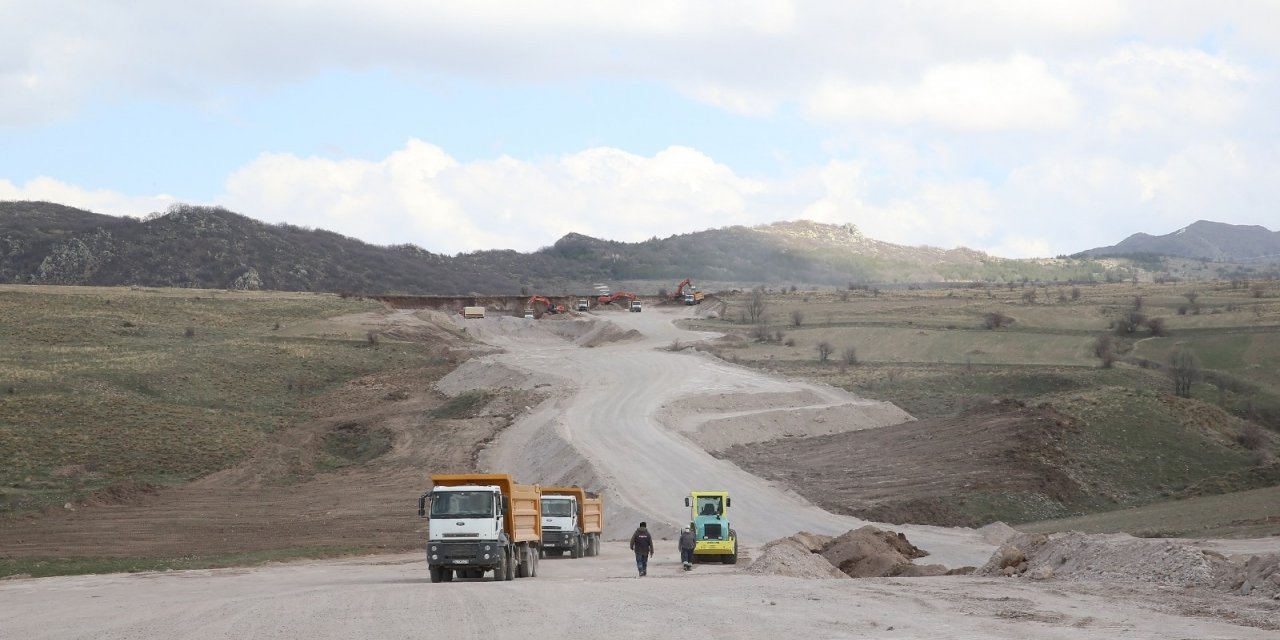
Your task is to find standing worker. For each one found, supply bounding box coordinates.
[679,526,696,571]
[629,521,655,577]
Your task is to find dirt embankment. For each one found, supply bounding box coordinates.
[0,309,521,559]
[723,399,1080,527]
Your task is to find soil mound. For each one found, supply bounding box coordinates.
[821,525,938,578]
[747,535,846,579]
[749,526,958,579]
[982,532,1280,598]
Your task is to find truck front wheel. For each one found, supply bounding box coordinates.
[494,551,508,582]
[429,566,444,583]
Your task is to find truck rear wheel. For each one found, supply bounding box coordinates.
[517,546,531,578]
[572,537,583,559]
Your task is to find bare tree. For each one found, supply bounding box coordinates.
[746,288,768,324]
[982,311,1014,330]
[817,341,833,363]
[790,309,805,327]
[1168,348,1202,398]
[1146,316,1167,337]
[749,324,770,342]
[1093,334,1116,368]
[841,346,858,366]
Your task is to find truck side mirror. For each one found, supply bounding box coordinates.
[684,497,691,507]
[501,496,510,514]
[726,497,731,508]
[417,494,427,517]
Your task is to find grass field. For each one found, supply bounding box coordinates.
[0,286,445,513]
[693,280,1280,531]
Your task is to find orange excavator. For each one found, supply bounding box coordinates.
[673,278,692,300]
[673,278,704,305]
[528,295,566,314]
[597,291,637,306]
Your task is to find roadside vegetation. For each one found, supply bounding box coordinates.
[694,279,1280,536]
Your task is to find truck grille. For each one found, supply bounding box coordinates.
[704,523,723,539]
[441,543,479,559]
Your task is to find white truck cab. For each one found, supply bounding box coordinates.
[630,300,642,312]
[540,494,583,557]
[421,485,506,570]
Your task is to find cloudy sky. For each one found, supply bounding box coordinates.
[2,1,1277,257]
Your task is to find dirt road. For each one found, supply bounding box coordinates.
[4,543,1276,639]
[464,306,991,566]
[3,305,1278,637]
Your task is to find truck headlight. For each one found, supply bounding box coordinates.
[483,544,492,551]
[429,545,439,553]
[431,554,438,560]
[483,553,490,559]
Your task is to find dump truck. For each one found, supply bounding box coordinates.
[418,473,541,582]
[539,486,603,558]
[685,491,737,564]
[463,306,486,319]
[630,300,643,312]
[576,298,590,312]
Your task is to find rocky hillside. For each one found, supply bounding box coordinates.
[1,200,1128,293]
[1077,220,1280,261]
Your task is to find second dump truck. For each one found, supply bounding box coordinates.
[419,473,541,582]
[539,486,603,558]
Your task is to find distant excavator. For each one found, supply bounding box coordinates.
[527,295,566,315]
[596,291,637,307]
[672,278,704,305]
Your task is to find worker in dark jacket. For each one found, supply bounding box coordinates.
[678,526,696,570]
[629,521,655,576]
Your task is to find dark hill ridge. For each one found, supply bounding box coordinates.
[1078,220,1280,261]
[3,200,1132,293]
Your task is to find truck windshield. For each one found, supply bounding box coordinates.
[430,491,495,518]
[541,500,573,517]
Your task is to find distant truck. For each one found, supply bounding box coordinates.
[539,486,603,558]
[686,491,737,564]
[463,306,486,319]
[684,291,705,305]
[576,298,590,312]
[630,300,643,313]
[419,473,542,582]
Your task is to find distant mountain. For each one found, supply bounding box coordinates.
[1077,220,1280,261]
[1,201,1126,294]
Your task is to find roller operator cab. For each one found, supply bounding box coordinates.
[418,474,541,583]
[685,491,737,564]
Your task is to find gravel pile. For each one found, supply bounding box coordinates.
[982,532,1280,598]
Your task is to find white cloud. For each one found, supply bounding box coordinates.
[805,54,1078,130]
[1072,45,1256,135]
[221,140,766,252]
[0,177,176,216]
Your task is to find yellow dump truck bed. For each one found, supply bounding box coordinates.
[431,473,541,544]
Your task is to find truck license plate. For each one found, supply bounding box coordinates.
[451,559,469,564]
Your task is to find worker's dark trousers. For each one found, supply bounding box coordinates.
[635,553,649,575]
[680,548,694,564]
